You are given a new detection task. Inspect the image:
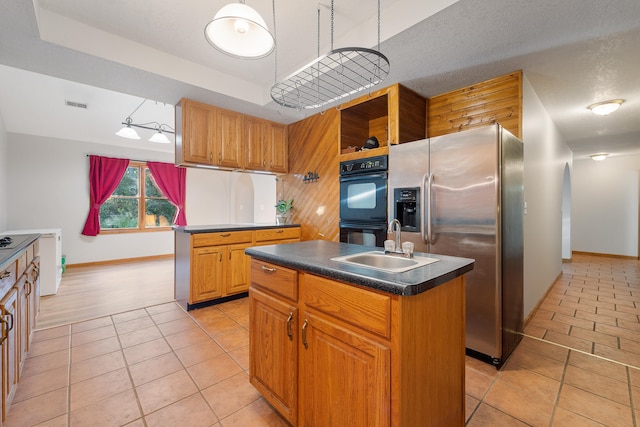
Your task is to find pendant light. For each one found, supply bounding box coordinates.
[115,117,141,140]
[204,1,275,59]
[116,99,175,143]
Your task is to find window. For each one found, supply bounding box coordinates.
[99,162,177,232]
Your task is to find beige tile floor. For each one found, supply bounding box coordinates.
[5,253,640,426]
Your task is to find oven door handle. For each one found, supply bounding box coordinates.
[339,172,388,183]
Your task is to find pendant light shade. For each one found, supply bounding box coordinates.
[204,2,275,59]
[149,130,171,144]
[115,119,141,140]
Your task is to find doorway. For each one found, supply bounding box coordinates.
[561,163,571,260]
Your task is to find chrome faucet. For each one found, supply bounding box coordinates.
[388,219,402,252]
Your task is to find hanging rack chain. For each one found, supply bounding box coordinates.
[126,98,147,120]
[273,0,277,83]
[330,0,334,50]
[378,0,381,51]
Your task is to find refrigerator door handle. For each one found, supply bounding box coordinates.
[426,173,434,244]
[421,173,430,244]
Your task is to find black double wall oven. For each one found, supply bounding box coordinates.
[339,155,388,247]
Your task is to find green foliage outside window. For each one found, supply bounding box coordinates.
[100,164,176,231]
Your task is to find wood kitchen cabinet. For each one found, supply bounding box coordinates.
[174,226,300,310]
[248,255,465,426]
[188,231,252,305]
[175,99,243,169]
[249,260,391,426]
[244,117,288,173]
[0,236,40,424]
[176,98,287,173]
[215,108,244,168]
[1,287,18,421]
[339,83,426,156]
[249,286,298,425]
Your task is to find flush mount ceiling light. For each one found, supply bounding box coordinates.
[204,1,275,59]
[271,0,390,110]
[590,153,609,161]
[116,99,175,143]
[588,99,624,116]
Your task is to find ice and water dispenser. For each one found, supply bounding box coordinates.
[393,187,420,232]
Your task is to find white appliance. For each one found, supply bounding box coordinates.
[2,228,62,296]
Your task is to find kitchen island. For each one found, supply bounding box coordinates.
[246,240,474,427]
[174,224,300,310]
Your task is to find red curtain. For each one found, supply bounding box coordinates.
[81,155,130,236]
[147,161,187,226]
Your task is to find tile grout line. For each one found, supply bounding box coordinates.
[520,332,640,372]
[547,346,571,426]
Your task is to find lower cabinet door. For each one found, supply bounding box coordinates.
[1,287,19,421]
[191,246,223,303]
[299,312,391,427]
[249,288,297,425]
[225,244,251,295]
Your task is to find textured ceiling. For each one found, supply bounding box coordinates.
[0,0,638,158]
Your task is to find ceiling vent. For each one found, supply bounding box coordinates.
[65,100,88,109]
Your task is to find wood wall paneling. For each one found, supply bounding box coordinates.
[281,108,341,242]
[397,84,427,144]
[427,71,522,138]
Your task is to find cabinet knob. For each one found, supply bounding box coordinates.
[0,271,10,279]
[209,152,213,161]
[220,233,231,237]
[261,265,276,273]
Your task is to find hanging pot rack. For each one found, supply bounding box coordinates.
[270,0,389,110]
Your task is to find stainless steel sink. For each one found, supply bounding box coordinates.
[331,251,439,273]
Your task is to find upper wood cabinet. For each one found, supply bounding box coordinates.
[215,108,244,168]
[176,98,287,173]
[339,83,426,157]
[176,99,243,169]
[243,117,288,173]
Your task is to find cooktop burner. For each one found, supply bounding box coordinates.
[0,235,32,250]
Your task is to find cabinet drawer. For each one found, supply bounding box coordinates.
[250,260,298,302]
[192,231,253,247]
[303,274,392,340]
[255,227,300,242]
[0,261,17,296]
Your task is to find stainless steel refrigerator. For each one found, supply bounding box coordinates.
[388,124,523,367]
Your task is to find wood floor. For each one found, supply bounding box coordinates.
[36,258,175,330]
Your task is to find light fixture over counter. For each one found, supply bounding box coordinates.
[204,1,275,59]
[588,99,624,116]
[116,99,175,144]
[590,153,609,161]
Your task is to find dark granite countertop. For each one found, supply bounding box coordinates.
[174,223,300,234]
[245,240,474,296]
[0,233,40,270]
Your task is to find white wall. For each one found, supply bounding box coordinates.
[522,74,574,317]
[572,154,639,257]
[6,133,276,264]
[0,115,7,231]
